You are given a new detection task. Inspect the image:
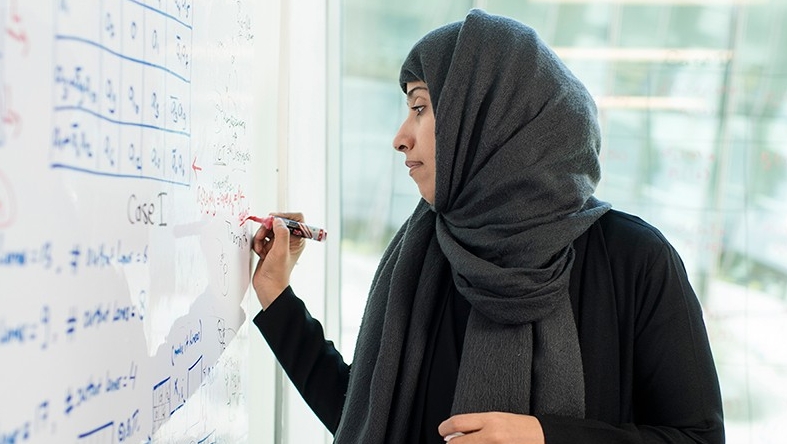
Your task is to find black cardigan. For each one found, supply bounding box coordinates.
[254,210,725,443]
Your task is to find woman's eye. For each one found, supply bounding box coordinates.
[411,105,426,115]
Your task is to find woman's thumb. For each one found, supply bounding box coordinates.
[270,217,290,251]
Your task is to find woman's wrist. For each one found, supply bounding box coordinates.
[255,281,288,310]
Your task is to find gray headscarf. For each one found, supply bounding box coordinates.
[335,9,610,443]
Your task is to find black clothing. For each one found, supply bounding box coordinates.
[255,210,725,443]
[410,267,471,443]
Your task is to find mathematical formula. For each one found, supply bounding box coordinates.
[52,0,193,186]
[1,0,255,442]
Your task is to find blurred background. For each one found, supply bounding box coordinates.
[335,1,786,442]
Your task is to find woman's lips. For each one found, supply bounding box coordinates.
[405,160,422,175]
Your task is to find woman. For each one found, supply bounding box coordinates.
[252,9,724,444]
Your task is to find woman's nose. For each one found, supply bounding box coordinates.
[392,122,412,152]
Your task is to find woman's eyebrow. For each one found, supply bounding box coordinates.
[406,86,428,100]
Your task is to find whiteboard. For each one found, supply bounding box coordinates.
[0,0,264,442]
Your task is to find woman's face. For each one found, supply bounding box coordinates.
[392,81,437,205]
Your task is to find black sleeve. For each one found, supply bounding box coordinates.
[253,286,350,434]
[540,236,724,443]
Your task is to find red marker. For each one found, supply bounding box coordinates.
[241,215,327,242]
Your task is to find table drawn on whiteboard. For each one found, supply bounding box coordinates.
[1,0,254,442]
[152,354,203,435]
[51,0,193,186]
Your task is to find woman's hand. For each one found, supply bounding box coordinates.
[251,212,306,309]
[439,412,545,444]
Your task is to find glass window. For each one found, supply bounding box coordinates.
[339,0,474,353]
[339,1,787,441]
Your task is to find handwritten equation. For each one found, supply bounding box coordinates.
[0,235,149,275]
[0,299,146,352]
[51,0,193,186]
[1,0,255,442]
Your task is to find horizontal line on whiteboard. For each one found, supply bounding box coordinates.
[55,35,191,84]
[51,163,190,187]
[197,431,216,444]
[189,354,203,371]
[153,376,171,390]
[77,421,114,439]
[171,401,185,415]
[54,106,191,137]
[127,0,193,30]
